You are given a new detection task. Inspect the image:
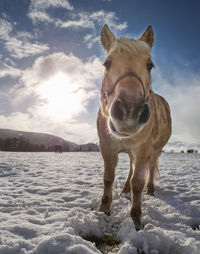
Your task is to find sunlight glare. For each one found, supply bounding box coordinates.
[39,73,83,120]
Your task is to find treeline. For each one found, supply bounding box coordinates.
[0,137,71,152]
[0,137,99,152]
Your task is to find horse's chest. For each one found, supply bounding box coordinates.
[111,136,142,154]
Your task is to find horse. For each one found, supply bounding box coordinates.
[97,24,171,230]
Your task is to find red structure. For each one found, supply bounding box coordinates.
[55,145,63,153]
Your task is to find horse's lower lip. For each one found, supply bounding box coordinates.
[109,119,130,137]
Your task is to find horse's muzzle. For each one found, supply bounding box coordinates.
[109,98,150,137]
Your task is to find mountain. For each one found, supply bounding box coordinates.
[0,129,99,152]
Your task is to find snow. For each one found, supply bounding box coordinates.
[0,151,199,254]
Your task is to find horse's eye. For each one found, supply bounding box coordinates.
[146,61,154,72]
[103,59,111,70]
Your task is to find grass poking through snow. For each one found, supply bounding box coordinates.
[83,234,121,254]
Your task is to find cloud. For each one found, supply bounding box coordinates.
[29,0,73,11]
[28,10,53,24]
[13,52,102,112]
[58,10,127,31]
[28,1,127,33]
[89,10,127,30]
[58,15,95,30]
[0,18,49,59]
[0,18,12,40]
[5,38,49,59]
[0,62,22,78]
[27,0,127,49]
[152,68,200,146]
[28,0,73,24]
[19,52,102,89]
[15,31,34,41]
[84,34,99,49]
[1,52,103,143]
[57,10,127,49]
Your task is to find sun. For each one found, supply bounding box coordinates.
[38,73,83,120]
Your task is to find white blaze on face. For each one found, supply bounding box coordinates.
[38,73,83,120]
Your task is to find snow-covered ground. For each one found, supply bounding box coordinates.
[0,151,199,254]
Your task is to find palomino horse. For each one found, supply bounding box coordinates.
[97,24,171,230]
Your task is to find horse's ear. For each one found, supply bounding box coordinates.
[101,24,116,52]
[139,26,154,48]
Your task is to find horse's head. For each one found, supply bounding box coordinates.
[100,24,154,138]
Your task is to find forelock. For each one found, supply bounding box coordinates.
[109,37,151,56]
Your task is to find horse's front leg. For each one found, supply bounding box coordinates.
[130,157,149,230]
[99,154,118,214]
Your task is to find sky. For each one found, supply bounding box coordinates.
[0,0,200,148]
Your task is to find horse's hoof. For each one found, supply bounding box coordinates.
[146,188,155,196]
[146,185,155,196]
[192,224,200,231]
[135,225,142,231]
[99,202,111,215]
[147,192,154,196]
[105,211,111,216]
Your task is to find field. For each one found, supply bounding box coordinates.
[0,152,199,254]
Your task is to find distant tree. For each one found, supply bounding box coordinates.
[16,137,31,151]
[4,138,13,151]
[47,145,54,152]
[0,138,4,150]
[63,144,69,152]
[12,137,18,151]
[40,144,46,151]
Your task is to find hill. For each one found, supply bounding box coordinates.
[0,129,99,152]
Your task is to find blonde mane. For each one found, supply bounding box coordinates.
[109,37,151,56]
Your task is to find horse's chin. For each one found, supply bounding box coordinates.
[108,119,133,138]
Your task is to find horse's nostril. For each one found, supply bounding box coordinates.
[138,103,150,124]
[111,99,125,121]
